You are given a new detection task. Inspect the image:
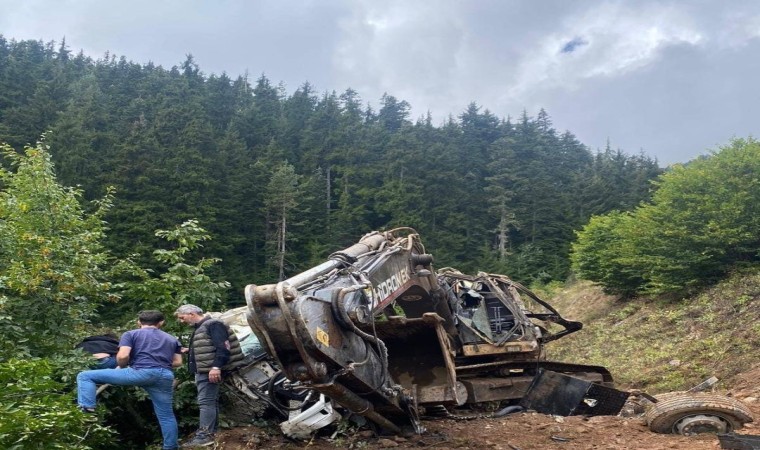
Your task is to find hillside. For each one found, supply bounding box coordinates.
[547,270,760,394]
[0,37,662,298]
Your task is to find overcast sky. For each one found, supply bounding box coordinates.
[2,1,759,165]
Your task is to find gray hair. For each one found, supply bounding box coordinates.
[175,304,204,315]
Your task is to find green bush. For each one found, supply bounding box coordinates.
[572,138,760,295]
[571,211,645,296]
[0,358,113,449]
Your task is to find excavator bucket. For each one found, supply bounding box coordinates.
[371,314,465,407]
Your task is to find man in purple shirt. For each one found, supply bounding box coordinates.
[76,310,183,450]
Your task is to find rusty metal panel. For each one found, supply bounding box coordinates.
[461,341,539,356]
[417,382,468,404]
[460,376,535,403]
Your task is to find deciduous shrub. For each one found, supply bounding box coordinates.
[572,138,760,295]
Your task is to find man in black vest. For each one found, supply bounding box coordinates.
[175,304,244,448]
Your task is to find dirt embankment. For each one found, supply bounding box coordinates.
[213,389,759,450]
[210,355,760,449]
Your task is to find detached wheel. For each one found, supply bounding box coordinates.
[645,392,754,435]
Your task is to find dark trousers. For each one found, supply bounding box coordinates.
[195,373,220,436]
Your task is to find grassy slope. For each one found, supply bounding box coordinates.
[543,269,760,393]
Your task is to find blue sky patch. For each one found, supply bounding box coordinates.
[561,37,589,53]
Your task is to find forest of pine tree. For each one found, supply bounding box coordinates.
[0,36,662,304]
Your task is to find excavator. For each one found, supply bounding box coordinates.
[242,228,614,434]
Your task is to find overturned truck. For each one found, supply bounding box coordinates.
[237,228,613,433]
[222,228,753,437]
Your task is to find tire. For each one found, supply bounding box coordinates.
[267,371,309,411]
[645,392,754,435]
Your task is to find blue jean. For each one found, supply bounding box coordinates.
[77,367,178,450]
[94,356,118,370]
[195,373,220,436]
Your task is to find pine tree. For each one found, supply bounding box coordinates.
[263,163,303,280]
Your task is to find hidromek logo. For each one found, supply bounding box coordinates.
[372,266,410,303]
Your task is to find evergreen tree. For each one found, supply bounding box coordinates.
[0,37,665,291]
[263,162,304,280]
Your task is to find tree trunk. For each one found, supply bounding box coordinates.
[278,207,286,281]
[497,212,508,261]
[326,165,331,225]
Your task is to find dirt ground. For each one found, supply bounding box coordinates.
[209,366,760,450]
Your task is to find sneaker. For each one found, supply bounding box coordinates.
[78,406,96,414]
[181,435,215,448]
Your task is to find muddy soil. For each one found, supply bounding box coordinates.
[207,366,760,450]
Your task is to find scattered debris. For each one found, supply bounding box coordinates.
[519,369,630,416]
[279,393,341,439]
[689,376,719,393]
[717,432,760,450]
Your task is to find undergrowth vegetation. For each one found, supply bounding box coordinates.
[548,269,760,393]
[0,357,114,449]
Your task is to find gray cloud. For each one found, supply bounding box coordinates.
[1,0,759,165]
